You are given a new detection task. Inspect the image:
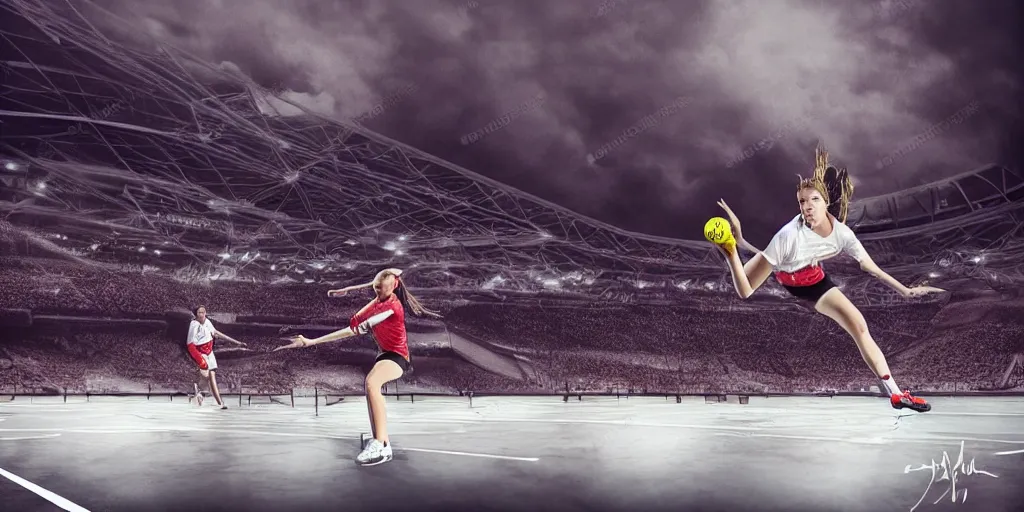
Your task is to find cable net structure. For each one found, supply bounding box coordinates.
[0,0,1021,308]
[0,0,727,305]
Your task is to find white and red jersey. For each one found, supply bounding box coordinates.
[349,294,409,359]
[761,214,868,287]
[187,318,216,346]
[186,318,217,367]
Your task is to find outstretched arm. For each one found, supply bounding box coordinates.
[328,282,372,297]
[303,305,395,346]
[213,328,246,347]
[858,256,943,298]
[858,256,910,296]
[327,269,404,297]
[275,327,357,351]
[308,327,359,346]
[275,310,396,351]
[844,230,944,298]
[307,310,394,345]
[839,227,944,298]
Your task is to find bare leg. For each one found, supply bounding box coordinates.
[209,370,225,406]
[364,360,405,445]
[814,288,892,379]
[198,370,210,392]
[366,399,376,440]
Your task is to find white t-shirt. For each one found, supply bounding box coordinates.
[187,318,217,346]
[761,214,868,273]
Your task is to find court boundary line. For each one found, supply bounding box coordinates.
[0,466,91,512]
[0,427,540,462]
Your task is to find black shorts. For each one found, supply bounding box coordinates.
[782,274,837,303]
[375,351,411,373]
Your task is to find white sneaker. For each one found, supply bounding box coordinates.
[194,384,204,407]
[355,438,393,466]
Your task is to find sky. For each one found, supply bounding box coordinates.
[72,0,1023,242]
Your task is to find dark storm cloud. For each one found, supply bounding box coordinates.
[78,0,1022,242]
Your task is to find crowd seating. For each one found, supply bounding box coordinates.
[1,258,1021,395]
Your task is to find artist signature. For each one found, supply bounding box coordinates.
[903,441,999,511]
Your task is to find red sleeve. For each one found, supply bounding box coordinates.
[187,344,207,369]
[349,300,377,331]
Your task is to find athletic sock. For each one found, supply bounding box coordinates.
[881,374,902,395]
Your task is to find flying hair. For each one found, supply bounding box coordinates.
[796,145,855,223]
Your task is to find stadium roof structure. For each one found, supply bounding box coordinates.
[0,0,722,297]
[0,0,1021,304]
[848,164,1024,234]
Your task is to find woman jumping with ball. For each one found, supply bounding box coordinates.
[710,146,943,412]
[276,268,440,466]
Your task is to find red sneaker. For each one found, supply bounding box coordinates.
[891,391,930,412]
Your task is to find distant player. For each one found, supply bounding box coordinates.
[277,268,440,466]
[711,147,943,412]
[186,305,246,409]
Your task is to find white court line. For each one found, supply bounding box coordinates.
[0,428,537,462]
[0,466,90,512]
[2,428,183,434]
[0,405,89,409]
[1,434,61,441]
[394,417,773,432]
[0,427,340,437]
[994,449,1024,456]
[2,427,465,438]
[399,446,538,462]
[715,432,1024,446]
[921,412,1024,417]
[714,432,890,444]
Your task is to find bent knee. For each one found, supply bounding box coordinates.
[365,375,384,392]
[838,316,870,337]
[852,321,870,336]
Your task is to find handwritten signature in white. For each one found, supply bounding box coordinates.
[903,440,999,511]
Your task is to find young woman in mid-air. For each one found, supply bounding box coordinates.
[711,147,944,412]
[186,305,247,409]
[276,268,441,466]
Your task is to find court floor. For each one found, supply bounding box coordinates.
[1,394,1022,512]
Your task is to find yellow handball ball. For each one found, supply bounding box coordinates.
[703,217,734,244]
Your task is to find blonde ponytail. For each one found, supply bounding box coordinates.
[797,145,855,223]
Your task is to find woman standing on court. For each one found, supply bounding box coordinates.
[711,147,943,412]
[278,268,440,466]
[187,305,247,409]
